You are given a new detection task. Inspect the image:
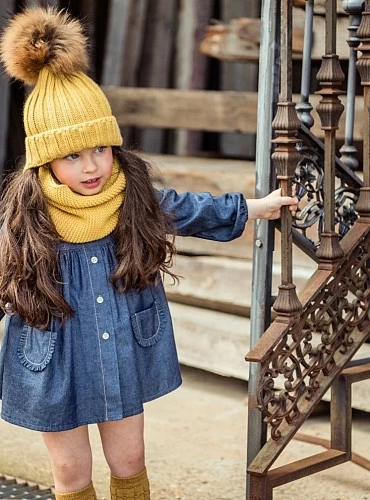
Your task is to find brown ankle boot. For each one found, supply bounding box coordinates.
[110,468,150,500]
[55,482,97,500]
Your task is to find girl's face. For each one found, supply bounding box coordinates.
[50,146,114,195]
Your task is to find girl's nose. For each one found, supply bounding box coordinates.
[83,159,98,173]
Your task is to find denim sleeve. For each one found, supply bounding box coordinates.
[156,189,248,241]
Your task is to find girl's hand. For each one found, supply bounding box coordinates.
[246,189,298,220]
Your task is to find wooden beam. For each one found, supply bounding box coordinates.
[73,0,99,80]
[25,0,59,6]
[105,87,364,141]
[122,0,148,87]
[199,12,353,62]
[105,87,258,133]
[149,154,256,197]
[101,0,133,86]
[174,0,212,155]
[0,0,16,180]
[137,0,177,153]
[293,0,345,15]
[220,0,259,159]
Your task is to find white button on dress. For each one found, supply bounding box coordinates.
[97,296,104,304]
[102,332,110,340]
[91,256,98,264]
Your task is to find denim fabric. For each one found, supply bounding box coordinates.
[0,190,248,431]
[157,189,248,241]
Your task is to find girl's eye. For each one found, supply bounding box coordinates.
[96,146,105,153]
[64,153,79,160]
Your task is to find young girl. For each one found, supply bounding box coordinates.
[0,7,297,500]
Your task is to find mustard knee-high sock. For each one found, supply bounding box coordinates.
[55,482,97,500]
[110,468,150,500]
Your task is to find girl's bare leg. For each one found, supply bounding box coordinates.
[42,425,93,494]
[97,413,145,477]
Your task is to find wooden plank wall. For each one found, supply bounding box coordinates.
[174,0,213,155]
[0,0,16,180]
[220,0,259,159]
[0,0,357,167]
[0,0,261,169]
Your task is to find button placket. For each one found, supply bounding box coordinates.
[84,245,122,418]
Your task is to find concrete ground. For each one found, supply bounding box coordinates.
[0,366,369,500]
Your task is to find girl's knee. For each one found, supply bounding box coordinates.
[53,454,90,478]
[108,443,145,477]
[50,454,92,493]
[98,415,145,476]
[42,427,92,491]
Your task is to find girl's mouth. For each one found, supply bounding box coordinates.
[82,177,101,188]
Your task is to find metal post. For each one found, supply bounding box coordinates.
[339,0,363,170]
[246,0,279,496]
[296,0,314,129]
[355,0,370,217]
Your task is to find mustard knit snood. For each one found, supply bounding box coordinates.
[39,158,126,243]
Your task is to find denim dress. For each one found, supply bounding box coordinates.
[0,189,248,431]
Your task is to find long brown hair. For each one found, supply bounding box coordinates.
[0,148,177,329]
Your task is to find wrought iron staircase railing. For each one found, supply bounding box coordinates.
[246,0,370,498]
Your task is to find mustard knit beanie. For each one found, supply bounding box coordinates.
[0,7,122,170]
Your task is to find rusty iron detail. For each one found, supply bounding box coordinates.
[339,1,363,170]
[314,0,345,269]
[355,2,370,218]
[271,0,302,319]
[293,139,360,246]
[246,226,370,478]
[296,0,314,129]
[249,222,370,440]
[247,0,370,498]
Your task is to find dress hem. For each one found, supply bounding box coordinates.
[0,379,182,432]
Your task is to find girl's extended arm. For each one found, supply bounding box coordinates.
[157,188,298,242]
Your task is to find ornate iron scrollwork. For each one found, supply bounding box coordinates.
[293,140,360,247]
[257,229,370,440]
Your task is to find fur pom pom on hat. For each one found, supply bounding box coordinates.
[0,7,122,169]
[0,7,89,85]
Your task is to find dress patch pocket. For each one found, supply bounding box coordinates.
[17,325,57,371]
[131,299,166,347]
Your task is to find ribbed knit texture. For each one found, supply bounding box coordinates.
[39,158,126,243]
[24,68,122,169]
[55,482,97,500]
[110,469,150,500]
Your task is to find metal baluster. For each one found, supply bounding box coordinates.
[246,0,279,495]
[355,0,370,216]
[315,0,345,268]
[339,0,363,170]
[296,0,315,128]
[270,0,302,318]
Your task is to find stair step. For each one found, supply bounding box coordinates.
[166,254,314,316]
[170,301,370,412]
